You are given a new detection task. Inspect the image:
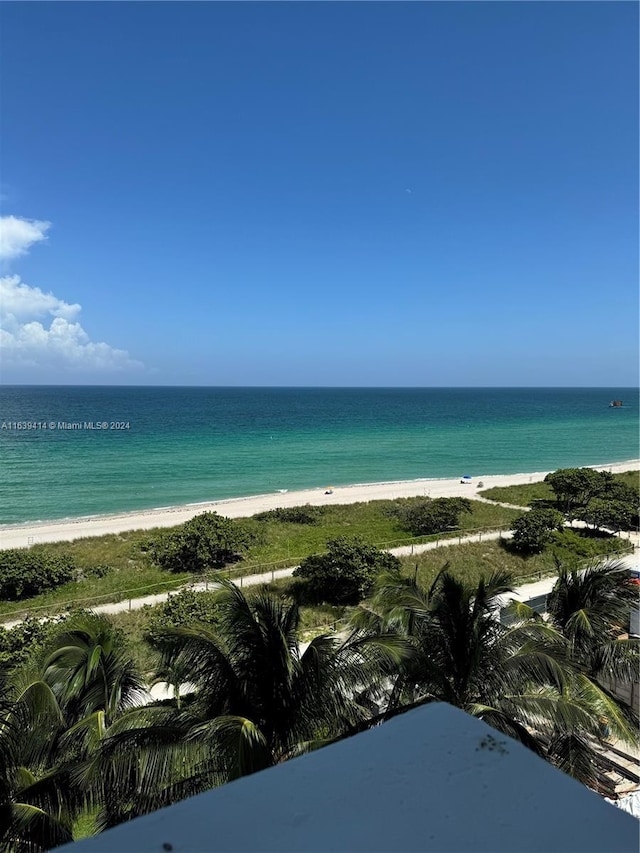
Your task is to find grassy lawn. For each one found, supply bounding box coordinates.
[478,481,555,507]
[479,470,638,508]
[0,498,520,621]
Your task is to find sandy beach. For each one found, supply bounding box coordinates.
[1,459,637,550]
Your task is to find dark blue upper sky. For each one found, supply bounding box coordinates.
[1,2,637,385]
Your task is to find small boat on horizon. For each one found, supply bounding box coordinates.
[609,400,623,408]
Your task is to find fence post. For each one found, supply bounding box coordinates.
[128,598,132,611]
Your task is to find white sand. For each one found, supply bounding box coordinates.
[0,460,637,550]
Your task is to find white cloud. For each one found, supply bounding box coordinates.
[1,313,141,372]
[1,275,143,373]
[0,274,81,321]
[0,215,51,261]
[0,213,143,376]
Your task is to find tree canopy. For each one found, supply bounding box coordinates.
[293,537,401,604]
[511,507,565,554]
[396,497,473,537]
[149,512,249,573]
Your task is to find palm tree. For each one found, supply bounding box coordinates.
[0,676,77,853]
[0,612,148,851]
[80,581,402,829]
[546,558,640,683]
[352,566,635,785]
[35,612,147,726]
[153,580,399,771]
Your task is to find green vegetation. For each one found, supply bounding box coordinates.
[511,507,565,554]
[0,517,636,852]
[546,561,639,682]
[579,498,638,533]
[479,480,555,506]
[0,498,520,621]
[395,530,631,592]
[0,547,76,601]
[0,616,67,674]
[353,564,638,788]
[479,469,639,510]
[253,505,328,524]
[149,511,250,573]
[391,497,473,536]
[0,563,191,621]
[293,537,401,604]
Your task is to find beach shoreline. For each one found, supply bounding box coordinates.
[0,459,638,550]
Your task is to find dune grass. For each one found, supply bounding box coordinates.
[0,498,520,621]
[397,529,631,591]
[232,498,521,569]
[0,564,191,621]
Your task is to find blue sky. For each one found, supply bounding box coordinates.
[0,2,637,386]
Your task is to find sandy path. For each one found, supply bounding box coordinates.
[0,460,637,550]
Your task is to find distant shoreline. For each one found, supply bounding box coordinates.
[1,459,637,550]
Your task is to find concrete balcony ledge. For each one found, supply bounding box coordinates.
[65,704,638,853]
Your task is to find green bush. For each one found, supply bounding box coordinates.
[397,497,473,536]
[81,564,112,579]
[253,505,327,525]
[0,547,76,601]
[0,616,60,673]
[146,589,221,645]
[149,512,249,574]
[579,499,639,533]
[544,468,612,516]
[547,528,631,565]
[511,508,565,554]
[293,536,401,605]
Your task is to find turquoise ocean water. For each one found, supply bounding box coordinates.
[0,387,637,525]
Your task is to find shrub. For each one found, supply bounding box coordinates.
[548,528,631,565]
[293,536,400,605]
[80,564,112,579]
[146,589,221,645]
[253,505,327,525]
[398,497,473,536]
[511,508,566,554]
[0,547,76,601]
[0,616,62,673]
[149,512,249,573]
